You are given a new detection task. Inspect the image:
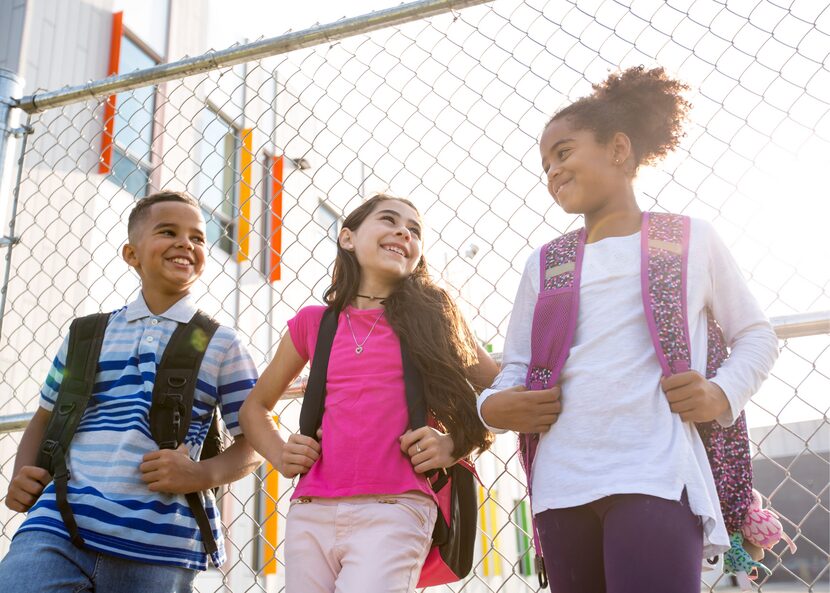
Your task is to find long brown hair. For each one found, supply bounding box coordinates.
[324,194,493,458]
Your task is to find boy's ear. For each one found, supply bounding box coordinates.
[122,243,139,268]
[338,228,354,251]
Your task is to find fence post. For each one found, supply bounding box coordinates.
[0,68,23,231]
[0,68,24,342]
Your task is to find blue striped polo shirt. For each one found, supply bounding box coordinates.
[18,293,258,570]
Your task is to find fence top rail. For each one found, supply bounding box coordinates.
[11,0,491,114]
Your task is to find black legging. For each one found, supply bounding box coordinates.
[535,490,704,593]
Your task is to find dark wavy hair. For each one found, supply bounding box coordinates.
[550,65,691,173]
[323,194,493,458]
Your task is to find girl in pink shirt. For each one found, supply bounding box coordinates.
[240,194,498,593]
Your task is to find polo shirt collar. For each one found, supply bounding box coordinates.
[125,292,197,324]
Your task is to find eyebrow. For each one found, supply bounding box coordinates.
[546,138,575,154]
[152,222,205,235]
[377,209,421,231]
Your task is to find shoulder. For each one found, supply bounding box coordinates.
[291,305,328,328]
[686,217,723,255]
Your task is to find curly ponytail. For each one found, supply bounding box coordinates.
[550,65,691,171]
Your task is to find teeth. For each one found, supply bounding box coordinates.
[384,246,405,256]
[170,258,191,265]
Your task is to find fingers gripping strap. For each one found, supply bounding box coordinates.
[299,307,339,439]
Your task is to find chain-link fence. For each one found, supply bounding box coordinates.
[0,0,828,591]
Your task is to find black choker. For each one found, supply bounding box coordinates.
[356,293,388,301]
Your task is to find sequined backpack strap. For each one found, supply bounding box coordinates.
[642,212,753,539]
[519,226,586,587]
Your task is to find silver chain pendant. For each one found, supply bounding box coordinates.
[355,345,364,354]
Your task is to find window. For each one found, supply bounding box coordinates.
[109,33,158,197]
[196,109,241,256]
[314,202,339,244]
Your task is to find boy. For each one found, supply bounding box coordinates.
[0,191,261,592]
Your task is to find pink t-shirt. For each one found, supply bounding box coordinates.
[287,305,433,500]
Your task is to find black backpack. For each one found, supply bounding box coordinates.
[36,310,223,554]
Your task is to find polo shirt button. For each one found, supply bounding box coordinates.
[147,336,154,342]
[151,319,159,325]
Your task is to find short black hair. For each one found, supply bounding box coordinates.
[127,191,201,241]
[548,66,691,173]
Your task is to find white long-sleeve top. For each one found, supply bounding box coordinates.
[478,219,779,557]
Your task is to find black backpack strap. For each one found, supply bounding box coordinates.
[149,310,220,555]
[36,312,110,548]
[298,307,339,439]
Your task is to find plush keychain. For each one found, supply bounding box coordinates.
[723,489,798,591]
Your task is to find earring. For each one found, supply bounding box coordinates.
[615,159,621,165]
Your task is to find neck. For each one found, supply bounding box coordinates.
[353,276,395,310]
[141,289,189,315]
[584,186,641,243]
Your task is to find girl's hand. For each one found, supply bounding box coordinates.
[480,384,562,433]
[279,433,321,479]
[400,427,455,473]
[661,371,730,423]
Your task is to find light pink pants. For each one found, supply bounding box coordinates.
[285,492,437,593]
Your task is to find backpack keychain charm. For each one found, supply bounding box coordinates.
[724,489,797,591]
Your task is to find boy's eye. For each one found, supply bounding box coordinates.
[558,149,570,159]
[192,236,205,244]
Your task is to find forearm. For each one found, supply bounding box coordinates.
[14,408,51,474]
[238,400,288,470]
[196,436,262,491]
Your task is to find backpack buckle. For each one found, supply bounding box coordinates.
[40,439,60,457]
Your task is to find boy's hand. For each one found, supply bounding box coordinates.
[400,427,455,473]
[140,444,202,494]
[480,385,562,433]
[278,433,321,479]
[5,466,51,512]
[661,371,730,423]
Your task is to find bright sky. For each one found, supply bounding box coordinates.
[207,0,403,48]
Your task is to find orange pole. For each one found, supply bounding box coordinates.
[98,11,123,174]
[262,414,280,575]
[269,155,284,282]
[237,128,254,261]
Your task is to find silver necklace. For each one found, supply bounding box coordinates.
[345,309,385,355]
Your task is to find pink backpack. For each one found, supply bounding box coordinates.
[519,212,754,586]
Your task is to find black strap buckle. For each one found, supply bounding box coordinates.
[40,439,60,458]
[536,556,548,588]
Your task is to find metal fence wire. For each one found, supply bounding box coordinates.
[0,0,828,591]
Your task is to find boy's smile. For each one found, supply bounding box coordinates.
[122,201,206,312]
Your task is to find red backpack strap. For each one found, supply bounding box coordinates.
[640,212,693,376]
